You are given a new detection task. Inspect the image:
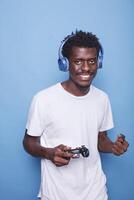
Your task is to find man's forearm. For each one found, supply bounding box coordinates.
[98,131,114,153]
[98,131,129,156]
[23,133,53,159]
[23,132,73,167]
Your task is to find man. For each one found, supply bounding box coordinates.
[23,30,129,200]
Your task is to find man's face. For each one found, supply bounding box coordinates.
[68,47,98,88]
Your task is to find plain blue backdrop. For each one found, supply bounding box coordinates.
[0,0,134,199]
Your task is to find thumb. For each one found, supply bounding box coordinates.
[116,134,125,143]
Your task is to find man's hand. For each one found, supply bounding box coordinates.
[98,131,129,155]
[112,134,129,156]
[47,144,73,167]
[23,132,73,166]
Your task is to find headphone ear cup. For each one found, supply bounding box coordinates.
[97,46,103,68]
[98,54,103,68]
[58,35,73,72]
[58,57,69,72]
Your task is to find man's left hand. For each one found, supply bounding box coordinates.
[112,134,129,156]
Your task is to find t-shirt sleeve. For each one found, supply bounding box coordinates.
[99,95,114,132]
[26,94,45,136]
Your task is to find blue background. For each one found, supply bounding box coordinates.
[0,0,134,199]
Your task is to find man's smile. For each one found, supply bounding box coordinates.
[77,73,94,81]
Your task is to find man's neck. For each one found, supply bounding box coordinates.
[61,80,90,96]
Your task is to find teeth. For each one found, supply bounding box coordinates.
[78,74,93,80]
[80,75,90,78]
[81,75,90,77]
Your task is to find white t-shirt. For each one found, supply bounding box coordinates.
[26,83,114,200]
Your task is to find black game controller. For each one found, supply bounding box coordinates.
[118,133,125,139]
[68,145,89,158]
[118,134,125,143]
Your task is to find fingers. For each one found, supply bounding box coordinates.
[56,144,73,158]
[55,147,72,159]
[117,134,125,143]
[52,144,73,167]
[112,135,129,156]
[112,141,125,155]
[53,156,70,167]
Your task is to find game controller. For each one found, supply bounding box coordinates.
[118,133,125,139]
[118,134,125,143]
[68,145,89,158]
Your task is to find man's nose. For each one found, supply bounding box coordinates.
[81,61,89,71]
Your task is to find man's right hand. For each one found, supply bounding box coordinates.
[23,132,73,167]
[47,144,73,167]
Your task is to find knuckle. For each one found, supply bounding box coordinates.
[58,144,64,149]
[53,156,58,163]
[65,159,70,165]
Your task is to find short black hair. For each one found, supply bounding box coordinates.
[62,30,102,59]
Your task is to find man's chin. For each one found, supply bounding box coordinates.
[69,77,93,89]
[75,81,92,89]
[78,79,92,87]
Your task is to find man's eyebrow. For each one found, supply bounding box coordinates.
[74,57,97,60]
[88,57,97,60]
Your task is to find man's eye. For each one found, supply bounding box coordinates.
[89,60,96,65]
[74,60,82,65]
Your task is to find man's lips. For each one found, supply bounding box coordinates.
[77,74,94,80]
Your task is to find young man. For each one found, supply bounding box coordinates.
[23,31,129,200]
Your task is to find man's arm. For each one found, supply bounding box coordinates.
[98,131,129,155]
[23,129,73,166]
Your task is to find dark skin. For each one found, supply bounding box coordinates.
[23,46,129,166]
[23,131,73,167]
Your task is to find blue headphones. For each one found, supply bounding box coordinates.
[58,35,104,72]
